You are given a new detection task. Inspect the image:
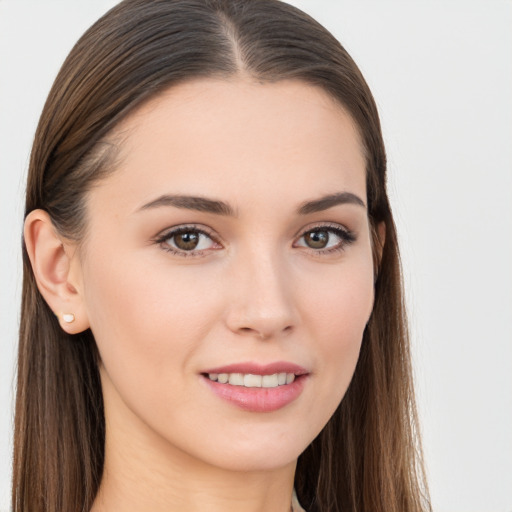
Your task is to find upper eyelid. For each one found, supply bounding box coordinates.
[293,221,352,238]
[154,224,218,241]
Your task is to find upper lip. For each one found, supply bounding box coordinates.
[202,361,308,376]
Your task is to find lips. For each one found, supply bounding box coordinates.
[201,361,308,412]
[202,361,308,376]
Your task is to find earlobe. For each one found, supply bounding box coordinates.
[24,209,90,334]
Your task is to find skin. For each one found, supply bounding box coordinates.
[25,78,377,512]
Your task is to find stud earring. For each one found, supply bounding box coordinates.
[62,313,75,323]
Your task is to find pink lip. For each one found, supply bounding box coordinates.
[202,361,308,376]
[201,361,309,413]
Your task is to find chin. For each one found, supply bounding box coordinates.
[209,448,300,473]
[191,427,314,473]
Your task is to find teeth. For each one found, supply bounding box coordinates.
[208,372,296,388]
[262,374,278,388]
[228,373,244,386]
[244,374,262,387]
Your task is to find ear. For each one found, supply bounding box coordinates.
[24,209,90,334]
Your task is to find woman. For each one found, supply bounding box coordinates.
[14,0,431,511]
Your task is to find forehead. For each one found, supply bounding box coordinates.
[93,78,367,213]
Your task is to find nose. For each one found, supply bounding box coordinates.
[224,249,297,340]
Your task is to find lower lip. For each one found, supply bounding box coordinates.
[203,375,307,413]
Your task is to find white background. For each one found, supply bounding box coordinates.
[1,1,511,511]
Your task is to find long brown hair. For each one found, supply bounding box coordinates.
[14,1,431,511]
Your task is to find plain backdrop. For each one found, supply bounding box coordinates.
[1,1,511,511]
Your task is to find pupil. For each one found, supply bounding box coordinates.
[175,232,199,250]
[306,230,328,249]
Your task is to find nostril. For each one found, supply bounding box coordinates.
[236,325,293,339]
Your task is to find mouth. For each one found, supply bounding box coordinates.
[201,362,309,412]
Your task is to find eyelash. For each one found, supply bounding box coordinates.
[295,223,356,255]
[153,223,356,258]
[153,225,220,257]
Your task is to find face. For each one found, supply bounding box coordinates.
[76,78,375,472]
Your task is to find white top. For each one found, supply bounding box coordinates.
[291,489,306,512]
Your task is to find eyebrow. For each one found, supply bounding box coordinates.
[138,194,236,216]
[297,192,366,214]
[137,191,366,216]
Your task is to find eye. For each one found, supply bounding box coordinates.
[155,226,221,256]
[294,225,355,253]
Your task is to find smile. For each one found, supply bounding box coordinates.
[202,362,308,412]
[207,372,296,388]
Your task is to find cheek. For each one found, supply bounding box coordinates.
[300,253,374,414]
[81,250,223,393]
[86,246,216,328]
[304,252,374,341]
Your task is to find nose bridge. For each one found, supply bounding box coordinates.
[226,242,296,339]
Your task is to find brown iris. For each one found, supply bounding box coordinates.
[174,231,200,250]
[304,230,329,249]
